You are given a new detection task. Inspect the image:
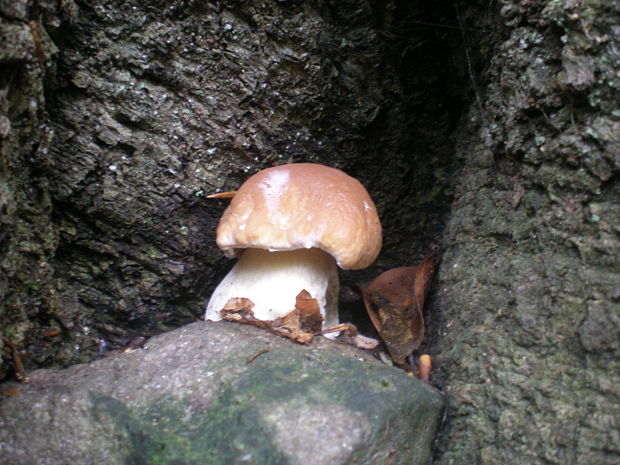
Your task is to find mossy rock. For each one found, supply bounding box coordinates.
[0,322,444,465]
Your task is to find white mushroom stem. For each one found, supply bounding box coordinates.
[205,248,340,327]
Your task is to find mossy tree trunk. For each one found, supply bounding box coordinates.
[0,0,617,464]
[428,1,619,463]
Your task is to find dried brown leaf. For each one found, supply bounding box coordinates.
[294,289,323,334]
[361,253,439,365]
[42,329,62,338]
[220,297,272,332]
[271,289,323,344]
[221,297,255,320]
[219,291,323,345]
[414,252,439,313]
[362,267,419,364]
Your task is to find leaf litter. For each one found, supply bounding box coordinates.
[220,290,323,344]
[220,290,379,349]
[362,253,439,371]
[219,251,439,379]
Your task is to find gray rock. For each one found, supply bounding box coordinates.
[0,322,444,465]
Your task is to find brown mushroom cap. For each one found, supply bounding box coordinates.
[216,163,382,269]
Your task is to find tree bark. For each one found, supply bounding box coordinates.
[428,1,620,463]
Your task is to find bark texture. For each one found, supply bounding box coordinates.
[0,0,66,372]
[429,1,620,464]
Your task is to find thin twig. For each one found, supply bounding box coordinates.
[246,348,271,364]
[2,338,28,383]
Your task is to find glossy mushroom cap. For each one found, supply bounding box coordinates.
[216,163,382,269]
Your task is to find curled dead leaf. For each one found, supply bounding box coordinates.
[362,267,418,364]
[361,253,439,365]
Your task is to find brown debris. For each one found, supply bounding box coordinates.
[2,338,29,383]
[219,290,381,350]
[42,329,62,338]
[206,190,237,199]
[361,253,439,365]
[122,337,147,353]
[246,348,271,364]
[323,323,381,350]
[2,388,22,397]
[220,297,258,319]
[220,290,324,344]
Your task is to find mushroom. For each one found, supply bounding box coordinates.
[205,163,382,328]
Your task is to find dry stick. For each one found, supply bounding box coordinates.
[246,348,271,364]
[206,191,237,199]
[2,338,28,383]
